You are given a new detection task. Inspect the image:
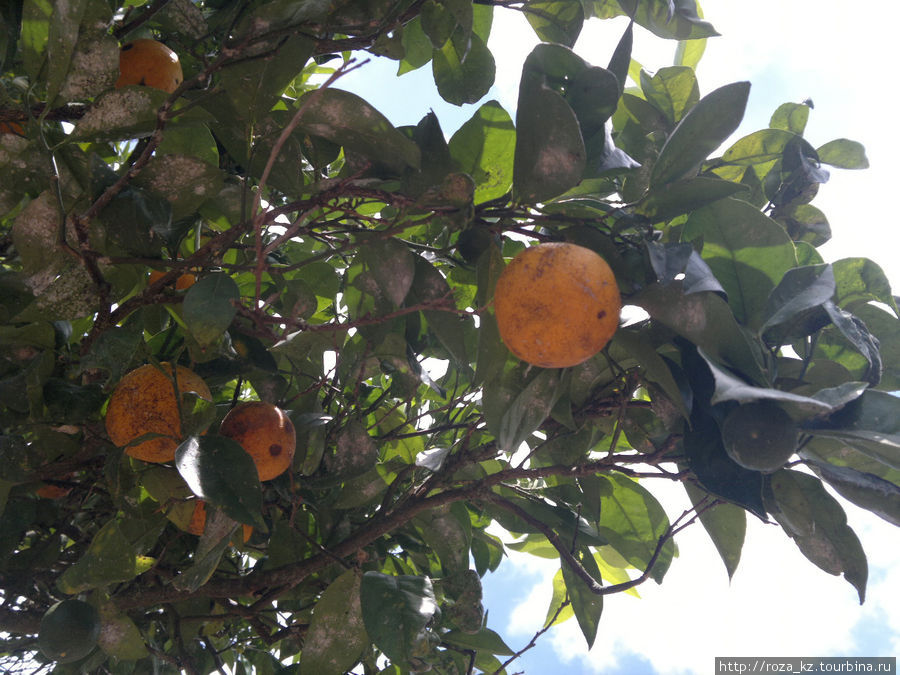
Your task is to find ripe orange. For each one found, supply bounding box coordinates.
[493,242,621,368]
[116,38,183,94]
[149,268,196,290]
[105,363,212,463]
[219,402,296,481]
[186,500,253,542]
[0,121,24,135]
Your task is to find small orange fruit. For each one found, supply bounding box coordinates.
[116,38,183,94]
[35,483,72,499]
[493,242,621,368]
[0,121,24,135]
[105,363,212,463]
[220,402,296,481]
[149,269,196,291]
[186,500,253,542]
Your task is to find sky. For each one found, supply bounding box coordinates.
[338,3,900,673]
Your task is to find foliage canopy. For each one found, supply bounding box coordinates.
[1,0,898,672]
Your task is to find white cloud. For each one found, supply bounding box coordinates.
[503,479,897,674]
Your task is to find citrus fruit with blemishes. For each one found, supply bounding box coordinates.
[105,363,212,463]
[38,598,101,663]
[116,38,183,94]
[493,242,621,368]
[186,500,253,542]
[0,121,23,134]
[219,401,296,481]
[721,400,799,473]
[149,268,196,290]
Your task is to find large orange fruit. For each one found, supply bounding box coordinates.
[219,402,296,481]
[493,242,621,368]
[116,38,183,93]
[105,363,212,463]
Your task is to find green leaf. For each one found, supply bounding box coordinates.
[699,350,833,418]
[683,406,767,519]
[523,0,584,47]
[399,16,434,74]
[174,435,265,530]
[640,65,699,126]
[432,29,495,105]
[72,87,169,140]
[296,89,421,173]
[768,469,868,603]
[132,154,224,222]
[832,257,898,314]
[57,520,155,594]
[560,548,603,648]
[636,175,747,221]
[219,35,312,123]
[805,458,900,528]
[513,79,585,203]
[770,102,810,135]
[760,264,835,338]
[448,100,515,204]
[617,0,719,40]
[182,273,240,347]
[684,482,745,580]
[805,390,900,470]
[96,598,149,660]
[354,236,416,307]
[612,329,689,419]
[360,572,439,669]
[489,368,565,452]
[682,197,797,327]
[634,282,768,385]
[408,257,472,373]
[596,474,674,582]
[721,128,797,167]
[300,570,367,675]
[674,36,706,69]
[442,627,514,655]
[817,139,869,169]
[650,81,750,187]
[608,19,634,93]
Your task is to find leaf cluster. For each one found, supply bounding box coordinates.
[0,0,897,673]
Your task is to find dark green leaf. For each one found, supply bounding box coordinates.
[301,570,367,675]
[650,81,750,187]
[683,408,767,519]
[174,435,265,529]
[432,30,495,105]
[805,458,900,527]
[360,572,439,668]
[296,89,421,173]
[219,36,312,123]
[636,175,747,221]
[634,282,768,385]
[617,0,719,40]
[607,19,633,93]
[560,548,603,647]
[57,520,155,594]
[684,482,745,580]
[182,273,240,347]
[768,469,868,603]
[682,197,797,327]
[760,264,835,337]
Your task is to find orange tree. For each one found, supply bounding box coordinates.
[1,0,898,672]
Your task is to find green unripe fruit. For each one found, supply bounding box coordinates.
[721,400,799,473]
[38,598,101,663]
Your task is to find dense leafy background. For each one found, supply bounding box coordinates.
[1,0,898,673]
